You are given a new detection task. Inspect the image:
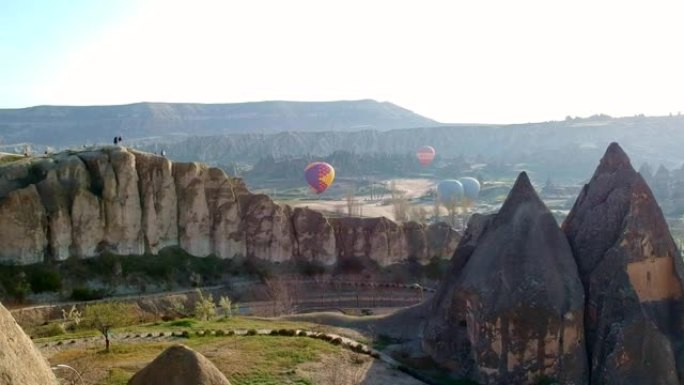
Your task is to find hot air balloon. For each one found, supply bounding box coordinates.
[304,162,335,194]
[437,179,464,206]
[416,145,436,166]
[458,177,481,201]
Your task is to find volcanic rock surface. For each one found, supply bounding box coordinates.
[127,344,231,385]
[0,147,459,266]
[0,301,58,385]
[562,142,684,385]
[422,172,587,384]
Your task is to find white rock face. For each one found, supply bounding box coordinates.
[173,162,212,257]
[70,188,105,257]
[0,147,460,266]
[133,151,178,254]
[0,185,47,264]
[205,167,245,258]
[239,194,296,262]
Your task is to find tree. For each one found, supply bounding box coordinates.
[218,296,234,318]
[84,302,134,351]
[389,181,410,222]
[265,277,296,316]
[193,289,217,321]
[345,186,360,217]
[61,305,82,331]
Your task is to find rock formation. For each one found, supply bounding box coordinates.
[562,142,684,385]
[0,301,58,385]
[653,164,672,202]
[128,344,231,385]
[422,172,587,384]
[0,147,459,266]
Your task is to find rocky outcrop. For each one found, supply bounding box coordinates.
[0,147,459,266]
[128,344,231,385]
[422,172,587,384]
[562,142,684,385]
[0,185,47,264]
[0,301,58,385]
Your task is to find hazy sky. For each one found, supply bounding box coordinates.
[2,0,683,123]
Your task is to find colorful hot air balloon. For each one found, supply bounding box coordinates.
[416,145,436,166]
[458,177,481,201]
[437,179,464,206]
[304,162,335,194]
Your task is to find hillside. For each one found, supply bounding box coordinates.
[147,114,684,182]
[0,100,438,146]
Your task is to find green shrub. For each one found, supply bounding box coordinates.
[30,322,65,338]
[216,330,226,337]
[270,329,280,336]
[535,377,559,385]
[70,287,109,301]
[331,337,343,345]
[167,318,196,328]
[27,266,61,293]
[246,329,257,336]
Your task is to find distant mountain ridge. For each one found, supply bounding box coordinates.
[0,99,439,146]
[140,114,684,182]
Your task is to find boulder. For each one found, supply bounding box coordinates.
[128,344,231,385]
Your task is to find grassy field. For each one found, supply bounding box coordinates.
[49,336,340,385]
[40,316,381,385]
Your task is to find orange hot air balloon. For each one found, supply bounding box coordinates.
[304,162,335,194]
[416,145,436,166]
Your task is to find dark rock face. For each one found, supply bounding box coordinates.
[562,142,684,385]
[423,172,587,385]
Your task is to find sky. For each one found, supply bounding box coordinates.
[1,0,684,123]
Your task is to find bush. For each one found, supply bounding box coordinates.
[71,287,109,301]
[296,330,307,337]
[27,266,61,293]
[331,337,343,345]
[216,330,226,337]
[535,377,559,385]
[181,330,190,338]
[167,319,196,328]
[30,323,65,338]
[270,329,280,336]
[277,329,297,336]
[246,329,257,336]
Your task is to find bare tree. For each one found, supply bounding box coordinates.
[265,277,296,316]
[409,205,428,225]
[346,186,361,217]
[389,181,410,222]
[430,188,441,221]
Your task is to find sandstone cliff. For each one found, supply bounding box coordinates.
[0,147,459,266]
[422,172,587,384]
[562,143,684,385]
[0,301,58,385]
